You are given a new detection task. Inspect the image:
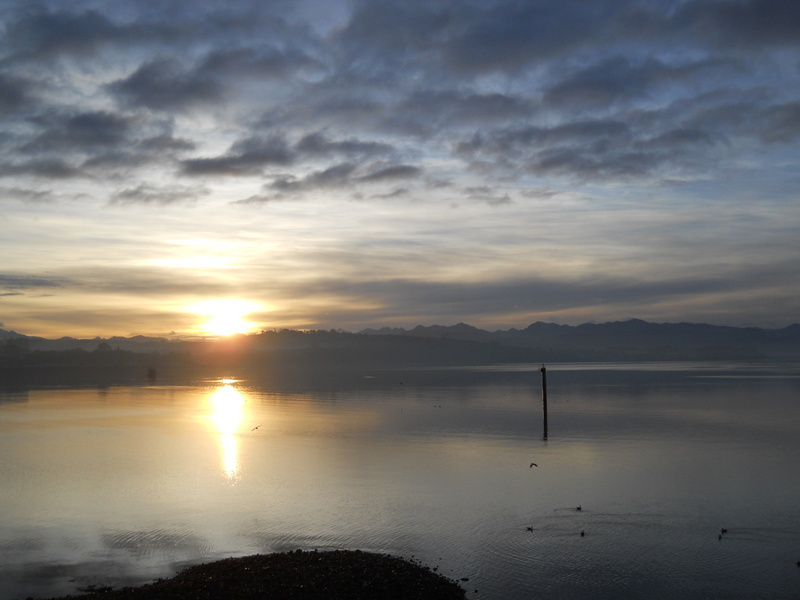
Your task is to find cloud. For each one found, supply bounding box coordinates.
[0,273,66,290]
[269,163,357,192]
[0,73,35,113]
[181,136,294,175]
[0,186,56,203]
[52,265,239,297]
[21,111,132,152]
[464,186,512,207]
[109,58,222,111]
[5,8,128,59]
[760,102,800,143]
[358,165,421,183]
[441,1,605,73]
[275,272,738,326]
[396,90,534,127]
[138,134,196,152]
[672,0,800,47]
[543,57,733,108]
[197,46,318,80]
[1,0,799,336]
[455,119,642,179]
[295,132,394,158]
[335,1,451,68]
[264,162,421,195]
[109,184,208,206]
[230,193,286,206]
[0,158,83,179]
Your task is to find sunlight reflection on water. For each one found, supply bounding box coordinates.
[208,382,245,481]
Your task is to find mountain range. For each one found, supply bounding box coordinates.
[361,319,800,360]
[3,319,799,362]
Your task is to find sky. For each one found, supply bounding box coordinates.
[1,0,799,339]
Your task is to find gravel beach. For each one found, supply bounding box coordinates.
[37,550,468,600]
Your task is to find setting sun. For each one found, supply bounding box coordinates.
[189,299,260,336]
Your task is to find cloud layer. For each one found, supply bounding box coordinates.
[1,0,799,336]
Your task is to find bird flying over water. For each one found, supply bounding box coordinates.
[530,463,538,468]
[251,425,261,431]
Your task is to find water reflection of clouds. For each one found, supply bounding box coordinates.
[208,381,246,481]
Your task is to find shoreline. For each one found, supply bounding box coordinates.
[37,550,467,600]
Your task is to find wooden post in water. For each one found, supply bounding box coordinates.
[539,364,548,440]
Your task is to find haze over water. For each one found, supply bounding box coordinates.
[1,362,799,599]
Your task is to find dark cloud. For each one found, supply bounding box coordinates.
[54,265,238,297]
[138,134,196,152]
[197,46,318,80]
[0,186,55,203]
[638,128,717,151]
[455,120,639,178]
[109,184,207,206]
[1,1,795,190]
[181,136,294,176]
[358,165,421,182]
[442,1,612,74]
[5,9,126,59]
[372,188,410,200]
[527,147,660,180]
[265,162,420,194]
[109,58,222,111]
[335,1,451,69]
[0,73,34,113]
[270,163,358,192]
[260,91,386,136]
[395,90,534,128]
[295,133,394,158]
[464,186,512,207]
[760,102,800,143]
[230,193,286,206]
[0,158,82,179]
[0,273,66,290]
[1,0,799,334]
[543,56,736,108]
[281,270,748,324]
[673,0,800,48]
[21,111,131,153]
[456,120,630,157]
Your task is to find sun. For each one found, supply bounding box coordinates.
[189,299,260,336]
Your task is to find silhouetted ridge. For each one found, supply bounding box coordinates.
[2,319,799,379]
[361,319,799,360]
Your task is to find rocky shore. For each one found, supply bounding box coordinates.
[38,550,467,600]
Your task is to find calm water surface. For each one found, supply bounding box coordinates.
[1,362,799,599]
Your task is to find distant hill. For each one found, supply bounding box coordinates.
[2,319,799,375]
[360,319,800,360]
[0,330,177,353]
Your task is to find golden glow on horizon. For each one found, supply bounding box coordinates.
[189,299,260,336]
[152,256,233,269]
[209,383,246,481]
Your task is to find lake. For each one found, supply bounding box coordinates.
[1,362,799,599]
